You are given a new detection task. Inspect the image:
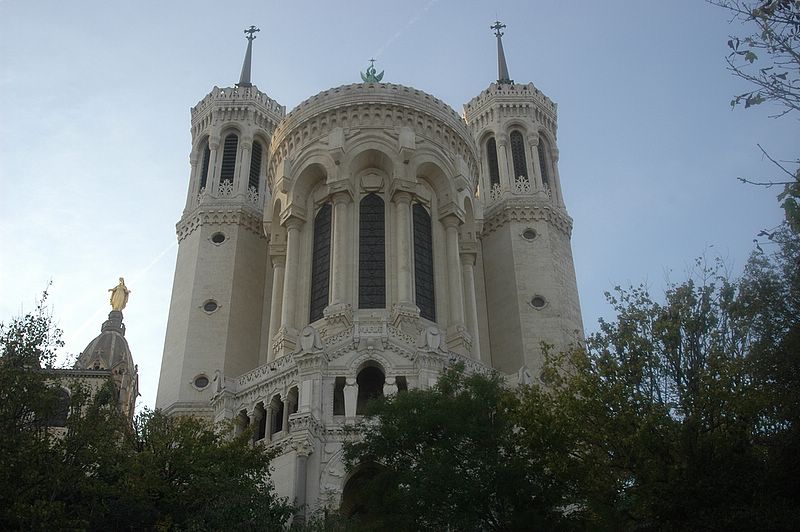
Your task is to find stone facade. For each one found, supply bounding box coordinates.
[156,48,582,518]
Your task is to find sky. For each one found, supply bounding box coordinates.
[1,0,796,410]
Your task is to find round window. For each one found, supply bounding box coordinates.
[203,300,218,313]
[194,375,209,389]
[211,232,226,244]
[522,228,537,241]
[531,295,547,309]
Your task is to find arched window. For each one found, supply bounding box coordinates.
[219,133,238,184]
[309,203,332,322]
[359,193,385,309]
[356,365,385,415]
[510,131,528,180]
[199,141,211,191]
[413,203,435,321]
[249,141,263,191]
[270,394,284,435]
[48,388,70,428]
[537,135,551,188]
[486,137,500,188]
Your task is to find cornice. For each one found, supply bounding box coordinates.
[176,204,266,241]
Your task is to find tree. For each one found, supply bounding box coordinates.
[343,368,587,532]
[712,0,800,231]
[0,297,293,531]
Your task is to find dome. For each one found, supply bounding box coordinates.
[75,310,135,372]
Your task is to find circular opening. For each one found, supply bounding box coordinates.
[531,295,547,309]
[522,228,537,240]
[194,375,209,389]
[211,232,226,244]
[203,300,218,313]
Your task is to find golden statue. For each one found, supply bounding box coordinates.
[108,277,131,311]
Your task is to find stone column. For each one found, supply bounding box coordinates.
[383,376,398,397]
[281,395,290,434]
[186,156,199,208]
[551,147,565,207]
[393,191,414,305]
[267,255,285,362]
[460,252,481,360]
[442,215,465,328]
[330,192,351,305]
[343,378,358,418]
[527,134,543,190]
[281,217,305,335]
[496,133,512,191]
[293,441,313,525]
[207,137,219,194]
[265,404,275,443]
[238,138,252,196]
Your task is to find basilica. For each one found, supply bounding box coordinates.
[155,23,583,518]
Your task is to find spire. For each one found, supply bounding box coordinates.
[237,25,260,87]
[491,20,513,85]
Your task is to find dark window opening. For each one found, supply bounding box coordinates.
[510,131,528,179]
[413,203,435,321]
[333,377,346,415]
[359,194,385,309]
[310,204,332,322]
[538,137,551,188]
[287,387,299,417]
[220,133,238,184]
[396,376,408,393]
[48,388,70,427]
[340,463,383,521]
[200,142,211,190]
[271,395,284,435]
[255,402,266,440]
[249,142,262,191]
[486,137,500,188]
[356,366,385,415]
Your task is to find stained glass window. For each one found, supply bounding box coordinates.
[487,137,500,187]
[220,133,238,184]
[510,131,528,179]
[413,203,435,321]
[249,141,262,190]
[359,193,385,309]
[309,203,332,322]
[200,142,210,190]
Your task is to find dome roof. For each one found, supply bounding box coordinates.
[75,310,134,371]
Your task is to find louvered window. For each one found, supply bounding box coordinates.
[538,137,551,188]
[359,193,385,309]
[510,131,528,179]
[249,142,262,190]
[413,203,435,321]
[200,143,210,190]
[220,133,238,184]
[309,204,332,322]
[487,137,500,187]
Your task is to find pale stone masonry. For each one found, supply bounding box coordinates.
[156,28,583,519]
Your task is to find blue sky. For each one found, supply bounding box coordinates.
[1,0,795,409]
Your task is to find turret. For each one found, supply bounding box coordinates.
[156,27,286,416]
[464,22,583,377]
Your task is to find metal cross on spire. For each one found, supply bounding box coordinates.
[237,25,260,87]
[244,25,260,41]
[491,20,513,85]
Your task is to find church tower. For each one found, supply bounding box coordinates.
[156,27,285,416]
[463,22,583,377]
[156,23,583,518]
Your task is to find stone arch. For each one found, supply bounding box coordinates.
[344,143,397,178]
[412,158,457,206]
[340,462,384,520]
[288,162,328,212]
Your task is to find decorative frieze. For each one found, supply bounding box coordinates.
[176,204,264,241]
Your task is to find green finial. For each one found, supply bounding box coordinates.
[360,58,384,83]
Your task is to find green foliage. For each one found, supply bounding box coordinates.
[345,234,800,530]
[0,296,293,531]
[714,0,800,231]
[343,367,586,531]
